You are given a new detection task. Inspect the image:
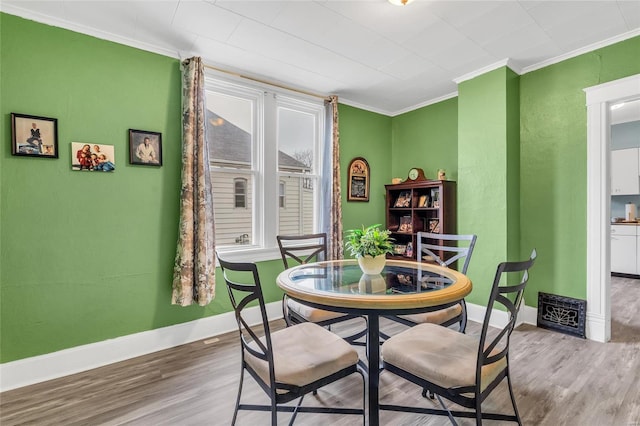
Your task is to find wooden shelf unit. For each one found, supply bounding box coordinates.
[385,180,456,261]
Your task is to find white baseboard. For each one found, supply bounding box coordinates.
[519,305,538,327]
[0,301,283,392]
[1,301,540,392]
[466,302,537,329]
[585,312,608,343]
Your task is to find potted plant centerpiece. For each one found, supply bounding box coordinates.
[345,224,394,275]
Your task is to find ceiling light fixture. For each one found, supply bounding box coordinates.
[388,0,414,6]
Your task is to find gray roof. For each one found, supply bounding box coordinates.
[207,110,308,171]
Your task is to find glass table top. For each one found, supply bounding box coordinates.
[277,259,471,310]
[287,261,454,296]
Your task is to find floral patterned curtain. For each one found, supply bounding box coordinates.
[172,57,216,306]
[325,95,343,260]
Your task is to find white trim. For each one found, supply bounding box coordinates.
[584,73,640,343]
[0,3,181,60]
[0,301,283,392]
[390,92,459,117]
[466,302,537,329]
[518,305,538,327]
[338,97,394,117]
[522,28,640,75]
[453,59,521,85]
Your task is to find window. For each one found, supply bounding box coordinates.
[279,181,286,208]
[235,178,247,208]
[205,72,325,260]
[276,102,318,236]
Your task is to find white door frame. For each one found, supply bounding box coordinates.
[584,74,640,343]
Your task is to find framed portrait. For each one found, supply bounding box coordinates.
[129,129,162,166]
[11,113,58,158]
[347,157,369,202]
[71,142,115,172]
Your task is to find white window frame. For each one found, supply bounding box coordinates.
[276,96,324,237]
[205,69,325,263]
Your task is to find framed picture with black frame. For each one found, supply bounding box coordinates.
[129,129,162,166]
[11,113,58,158]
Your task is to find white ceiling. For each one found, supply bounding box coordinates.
[2,0,640,116]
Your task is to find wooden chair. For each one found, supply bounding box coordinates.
[218,254,365,425]
[277,233,367,345]
[388,232,477,332]
[380,249,537,425]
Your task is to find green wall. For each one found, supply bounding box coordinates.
[338,104,391,240]
[2,11,639,365]
[0,14,286,363]
[520,36,640,302]
[391,98,458,181]
[457,67,521,304]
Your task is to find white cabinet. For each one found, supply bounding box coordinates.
[611,225,637,274]
[611,148,640,195]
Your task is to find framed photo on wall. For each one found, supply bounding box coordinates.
[129,129,162,166]
[347,157,369,202]
[71,142,115,172]
[11,113,58,158]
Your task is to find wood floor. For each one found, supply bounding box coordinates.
[2,277,639,425]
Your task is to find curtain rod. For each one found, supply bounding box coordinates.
[203,63,328,100]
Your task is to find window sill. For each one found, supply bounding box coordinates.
[215,246,281,264]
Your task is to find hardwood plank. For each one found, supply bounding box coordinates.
[1,277,639,425]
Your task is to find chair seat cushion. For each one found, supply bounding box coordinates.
[398,303,462,325]
[245,322,359,393]
[382,323,506,392]
[287,298,346,323]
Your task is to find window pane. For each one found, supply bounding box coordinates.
[207,90,255,247]
[207,91,253,169]
[278,175,316,235]
[277,107,315,173]
[213,171,253,246]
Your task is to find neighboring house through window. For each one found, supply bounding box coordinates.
[205,72,324,260]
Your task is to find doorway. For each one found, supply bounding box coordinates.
[585,74,640,342]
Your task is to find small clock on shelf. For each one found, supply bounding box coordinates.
[406,167,426,181]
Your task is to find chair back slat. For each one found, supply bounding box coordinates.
[476,250,537,378]
[277,233,328,268]
[218,253,276,378]
[416,232,477,274]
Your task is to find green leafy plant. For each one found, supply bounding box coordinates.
[344,224,394,258]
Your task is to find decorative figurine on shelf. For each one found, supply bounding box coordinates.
[405,242,413,258]
[437,169,446,180]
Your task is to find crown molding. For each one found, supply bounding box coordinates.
[0,3,181,60]
[390,91,459,116]
[338,97,395,117]
[521,28,640,74]
[453,58,522,85]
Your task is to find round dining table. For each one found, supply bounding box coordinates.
[276,258,472,426]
